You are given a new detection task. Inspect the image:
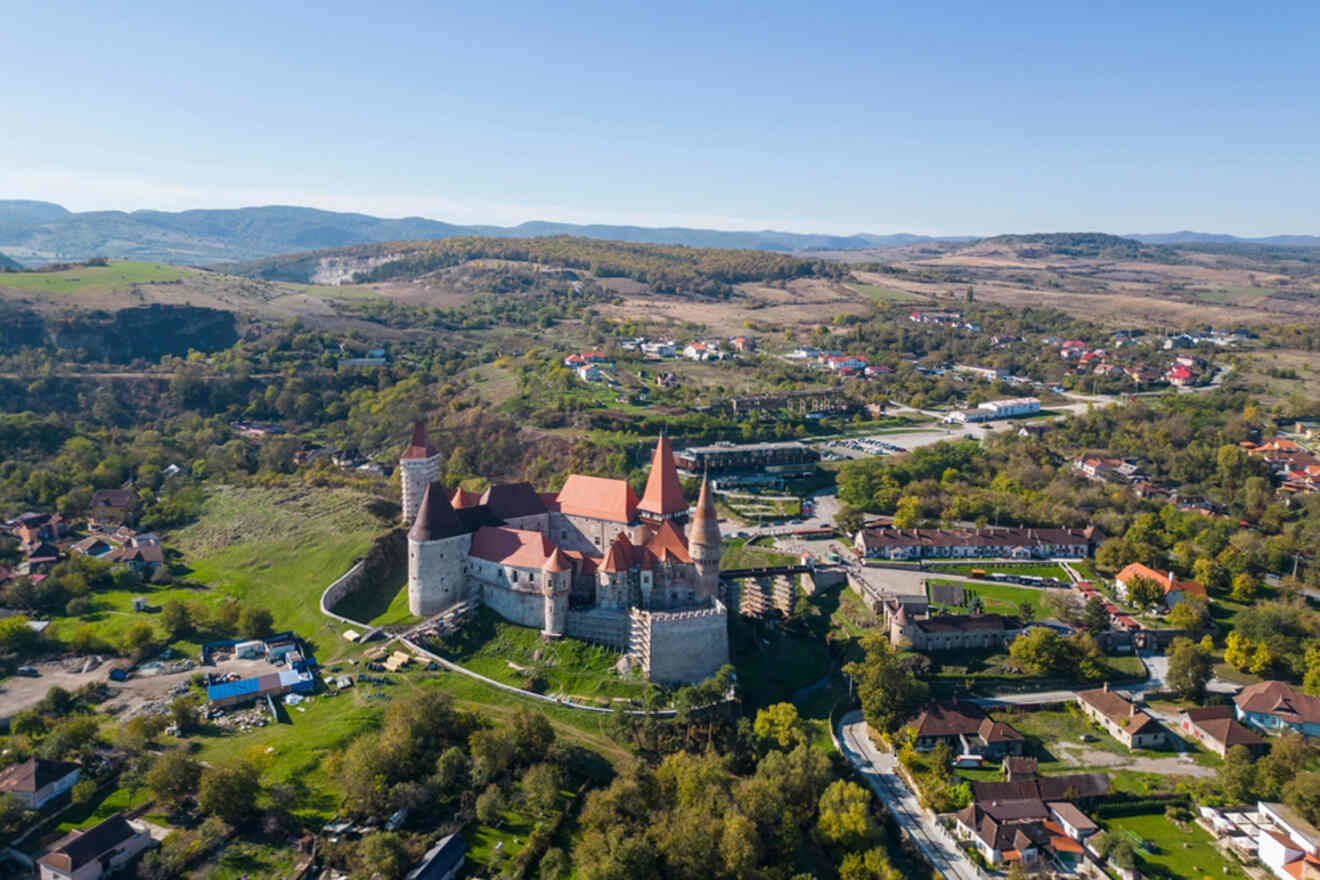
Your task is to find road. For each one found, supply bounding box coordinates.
[837,711,984,880]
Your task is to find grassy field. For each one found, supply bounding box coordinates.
[924,562,1070,581]
[169,485,387,649]
[925,578,1056,620]
[0,261,190,293]
[424,607,650,703]
[721,538,798,570]
[1105,811,1248,880]
[329,573,417,628]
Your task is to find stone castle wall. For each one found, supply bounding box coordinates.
[565,607,630,648]
[477,579,548,630]
[408,532,471,616]
[630,600,729,684]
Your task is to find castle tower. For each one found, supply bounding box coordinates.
[637,434,689,525]
[407,481,468,617]
[399,421,441,526]
[541,547,572,637]
[688,473,722,600]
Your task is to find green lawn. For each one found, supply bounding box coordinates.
[424,607,650,704]
[329,573,417,628]
[1104,811,1249,880]
[0,261,190,293]
[721,538,798,570]
[925,579,1054,620]
[924,562,1070,581]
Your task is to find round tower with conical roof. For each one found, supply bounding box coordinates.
[407,481,470,617]
[541,547,572,637]
[399,421,441,526]
[688,473,722,600]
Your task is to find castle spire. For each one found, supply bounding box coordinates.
[401,420,438,460]
[638,434,687,522]
[688,471,722,599]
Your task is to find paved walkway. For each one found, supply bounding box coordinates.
[836,711,985,880]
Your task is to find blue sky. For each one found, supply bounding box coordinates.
[3,0,1317,235]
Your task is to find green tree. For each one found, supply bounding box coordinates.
[160,600,192,639]
[1083,595,1110,636]
[815,780,876,849]
[1220,745,1256,802]
[238,606,274,639]
[1167,597,1210,634]
[1125,574,1163,608]
[1231,572,1259,602]
[1225,631,1252,670]
[844,634,930,734]
[147,751,202,807]
[199,761,260,825]
[1167,637,1214,701]
[753,703,807,749]
[476,783,507,824]
[835,505,864,537]
[521,762,562,816]
[355,832,411,880]
[1008,628,1066,676]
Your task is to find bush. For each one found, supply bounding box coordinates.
[65,597,91,617]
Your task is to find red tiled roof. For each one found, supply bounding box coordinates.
[637,436,687,518]
[555,475,638,523]
[450,488,482,508]
[542,546,572,572]
[1236,681,1320,725]
[1195,716,1265,750]
[401,421,438,460]
[468,526,556,571]
[1077,688,1162,735]
[643,520,691,564]
[1116,563,1205,598]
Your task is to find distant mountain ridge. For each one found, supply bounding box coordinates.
[0,200,959,267]
[0,200,1314,268]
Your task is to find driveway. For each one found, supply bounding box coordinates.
[837,711,984,880]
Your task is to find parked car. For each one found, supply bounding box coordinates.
[16,666,39,677]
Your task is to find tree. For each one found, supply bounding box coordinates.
[1305,645,1320,696]
[539,847,569,880]
[160,600,192,639]
[434,746,469,795]
[753,703,807,749]
[1125,574,1163,608]
[510,708,555,764]
[815,780,876,849]
[147,751,202,807]
[1232,572,1259,602]
[839,847,901,880]
[1167,637,1214,701]
[121,622,157,654]
[1220,745,1256,802]
[355,832,410,880]
[1225,631,1252,670]
[0,793,30,839]
[1017,601,1035,623]
[238,606,274,639]
[1083,595,1111,636]
[1008,628,1067,676]
[1285,772,1320,826]
[1250,642,1275,676]
[521,762,562,816]
[199,761,260,825]
[892,496,922,529]
[844,634,930,734]
[476,783,507,824]
[836,505,864,537]
[1167,597,1210,634]
[469,728,516,785]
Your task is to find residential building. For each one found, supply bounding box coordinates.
[729,336,756,352]
[1257,801,1320,880]
[1113,563,1206,608]
[641,340,676,358]
[11,512,68,546]
[575,364,602,382]
[904,702,1025,756]
[0,758,80,810]
[38,813,153,880]
[1235,681,1320,738]
[1180,705,1266,757]
[1075,684,1167,749]
[953,791,1099,869]
[90,489,138,525]
[405,834,467,880]
[854,525,1099,561]
[826,355,867,371]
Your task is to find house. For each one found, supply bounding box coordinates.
[855,525,1098,561]
[826,355,868,372]
[70,537,114,559]
[0,758,80,810]
[1181,705,1267,757]
[38,813,154,880]
[1167,364,1196,386]
[106,534,164,572]
[575,364,602,382]
[904,702,1025,757]
[1113,563,1206,608]
[405,834,467,880]
[1236,681,1320,738]
[864,364,892,377]
[953,795,1096,869]
[12,513,68,546]
[730,336,756,352]
[90,489,138,525]
[683,343,710,361]
[1075,684,1167,749]
[641,340,676,358]
[655,371,678,388]
[1257,801,1320,880]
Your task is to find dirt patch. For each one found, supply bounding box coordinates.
[1050,741,1216,777]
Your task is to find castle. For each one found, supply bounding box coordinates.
[400,423,730,684]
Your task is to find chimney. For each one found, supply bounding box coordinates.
[1102,681,1109,692]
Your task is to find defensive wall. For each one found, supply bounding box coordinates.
[630,599,729,684]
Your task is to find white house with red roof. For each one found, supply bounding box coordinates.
[1114,562,1206,608]
[401,431,727,682]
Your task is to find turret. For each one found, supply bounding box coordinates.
[637,434,689,525]
[407,481,468,617]
[688,473,722,600]
[541,547,572,637]
[399,421,441,526]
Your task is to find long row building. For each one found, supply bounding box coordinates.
[854,525,1102,561]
